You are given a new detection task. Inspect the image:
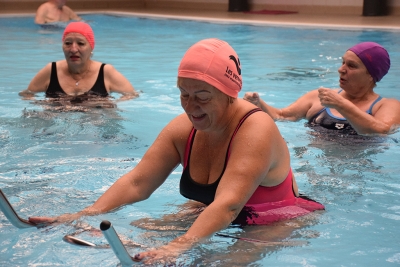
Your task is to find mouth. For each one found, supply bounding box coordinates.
[191,114,206,121]
[70,55,80,61]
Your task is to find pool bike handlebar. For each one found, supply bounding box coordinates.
[0,189,36,228]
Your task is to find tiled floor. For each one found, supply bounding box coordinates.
[2,7,400,30]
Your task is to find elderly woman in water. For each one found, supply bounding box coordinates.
[19,21,138,105]
[244,42,400,135]
[29,38,324,264]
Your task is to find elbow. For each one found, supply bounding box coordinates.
[225,203,245,223]
[357,122,393,135]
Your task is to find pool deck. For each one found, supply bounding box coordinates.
[102,7,400,31]
[1,7,400,31]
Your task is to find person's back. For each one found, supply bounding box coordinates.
[35,0,81,25]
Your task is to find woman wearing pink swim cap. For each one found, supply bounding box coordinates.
[244,42,400,135]
[20,21,138,106]
[29,38,324,265]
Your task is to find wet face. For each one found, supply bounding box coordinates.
[178,78,230,131]
[62,33,92,66]
[338,50,374,92]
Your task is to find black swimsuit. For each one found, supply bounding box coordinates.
[307,91,382,135]
[179,108,262,205]
[46,62,109,98]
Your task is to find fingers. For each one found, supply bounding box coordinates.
[243,92,260,105]
[28,216,57,228]
[28,216,55,224]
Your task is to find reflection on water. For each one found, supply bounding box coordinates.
[265,67,330,82]
[291,126,398,208]
[129,201,324,266]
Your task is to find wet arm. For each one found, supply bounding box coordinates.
[104,64,139,101]
[29,115,186,224]
[64,6,82,21]
[244,91,317,121]
[83,121,183,215]
[334,98,400,134]
[19,63,51,98]
[34,5,47,24]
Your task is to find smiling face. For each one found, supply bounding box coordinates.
[62,33,92,66]
[338,50,375,93]
[178,77,230,131]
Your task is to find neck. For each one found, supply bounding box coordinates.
[207,103,239,139]
[69,61,91,86]
[342,87,376,103]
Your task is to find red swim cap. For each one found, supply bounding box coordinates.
[178,38,242,98]
[62,22,95,50]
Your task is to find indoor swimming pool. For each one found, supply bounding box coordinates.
[0,13,399,266]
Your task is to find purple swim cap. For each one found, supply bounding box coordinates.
[348,42,390,82]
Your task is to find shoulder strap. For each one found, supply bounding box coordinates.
[367,95,383,114]
[226,108,263,161]
[183,128,196,168]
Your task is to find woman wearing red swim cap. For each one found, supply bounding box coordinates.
[20,22,138,105]
[29,38,324,264]
[244,42,400,135]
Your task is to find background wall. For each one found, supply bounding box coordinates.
[0,0,399,15]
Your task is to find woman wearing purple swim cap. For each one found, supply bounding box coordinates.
[244,42,400,135]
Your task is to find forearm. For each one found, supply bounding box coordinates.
[82,174,149,216]
[19,89,36,98]
[115,92,139,102]
[180,203,237,245]
[258,99,282,120]
[336,101,391,134]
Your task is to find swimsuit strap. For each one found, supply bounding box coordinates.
[329,90,382,115]
[183,128,196,168]
[226,108,263,160]
[366,95,382,114]
[183,108,263,169]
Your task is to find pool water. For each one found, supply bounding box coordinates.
[0,14,400,267]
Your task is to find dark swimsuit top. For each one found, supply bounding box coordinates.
[46,62,109,98]
[307,90,382,135]
[179,108,262,205]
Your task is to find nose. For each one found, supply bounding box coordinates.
[69,42,79,52]
[338,64,345,74]
[181,96,198,113]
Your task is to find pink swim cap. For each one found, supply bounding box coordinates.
[62,22,95,50]
[178,38,242,98]
[348,42,390,82]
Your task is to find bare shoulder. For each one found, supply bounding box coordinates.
[374,97,400,110]
[156,114,193,153]
[235,101,281,139]
[165,114,193,137]
[37,2,50,11]
[103,63,117,72]
[63,5,75,14]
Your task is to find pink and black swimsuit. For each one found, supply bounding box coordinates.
[180,108,324,226]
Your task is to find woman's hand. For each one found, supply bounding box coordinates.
[133,235,197,265]
[318,88,343,108]
[29,212,83,227]
[243,92,261,107]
